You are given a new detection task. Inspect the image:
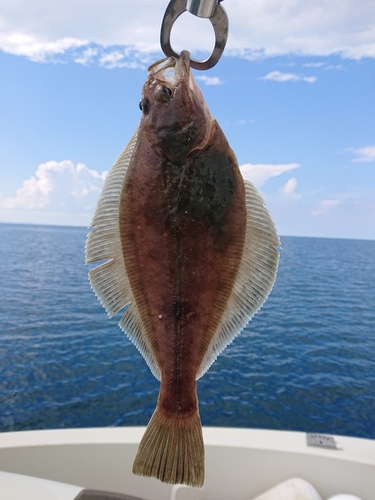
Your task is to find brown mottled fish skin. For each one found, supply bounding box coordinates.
[86,50,279,488]
[123,51,246,486]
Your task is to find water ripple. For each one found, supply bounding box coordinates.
[0,225,374,438]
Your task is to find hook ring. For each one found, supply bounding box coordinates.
[160,0,228,71]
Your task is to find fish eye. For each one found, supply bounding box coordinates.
[139,97,150,114]
[154,85,173,103]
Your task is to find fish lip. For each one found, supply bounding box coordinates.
[148,51,191,88]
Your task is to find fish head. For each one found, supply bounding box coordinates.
[139,51,213,162]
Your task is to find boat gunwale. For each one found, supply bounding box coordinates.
[0,427,374,465]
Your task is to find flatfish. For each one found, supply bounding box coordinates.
[85,51,279,487]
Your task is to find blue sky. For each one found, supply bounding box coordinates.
[0,0,374,240]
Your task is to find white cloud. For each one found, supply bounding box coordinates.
[99,51,130,69]
[261,71,317,83]
[0,0,374,65]
[280,177,301,199]
[3,35,89,62]
[303,62,325,68]
[240,163,300,188]
[98,49,149,69]
[2,161,107,212]
[195,75,225,86]
[311,199,339,216]
[226,0,375,60]
[351,146,375,163]
[74,47,98,65]
[303,61,344,71]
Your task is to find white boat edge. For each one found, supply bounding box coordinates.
[0,427,374,499]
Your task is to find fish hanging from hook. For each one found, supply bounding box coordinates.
[86,1,279,488]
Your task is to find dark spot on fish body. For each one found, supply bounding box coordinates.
[173,300,185,320]
[185,150,236,227]
[158,128,197,165]
[160,148,237,245]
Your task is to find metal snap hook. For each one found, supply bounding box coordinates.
[187,0,220,18]
[160,0,229,71]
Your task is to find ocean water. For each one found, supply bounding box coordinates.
[0,223,374,439]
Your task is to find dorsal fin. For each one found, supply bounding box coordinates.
[196,180,280,379]
[85,127,161,381]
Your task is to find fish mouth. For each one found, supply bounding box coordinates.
[148,50,192,89]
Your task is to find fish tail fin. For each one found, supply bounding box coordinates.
[132,406,204,487]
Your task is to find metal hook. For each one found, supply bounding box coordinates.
[187,0,220,18]
[160,0,228,71]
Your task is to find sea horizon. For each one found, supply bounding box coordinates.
[1,220,374,243]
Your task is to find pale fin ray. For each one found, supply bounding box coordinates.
[196,180,280,379]
[88,259,132,317]
[119,305,161,380]
[85,128,139,317]
[85,127,161,380]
